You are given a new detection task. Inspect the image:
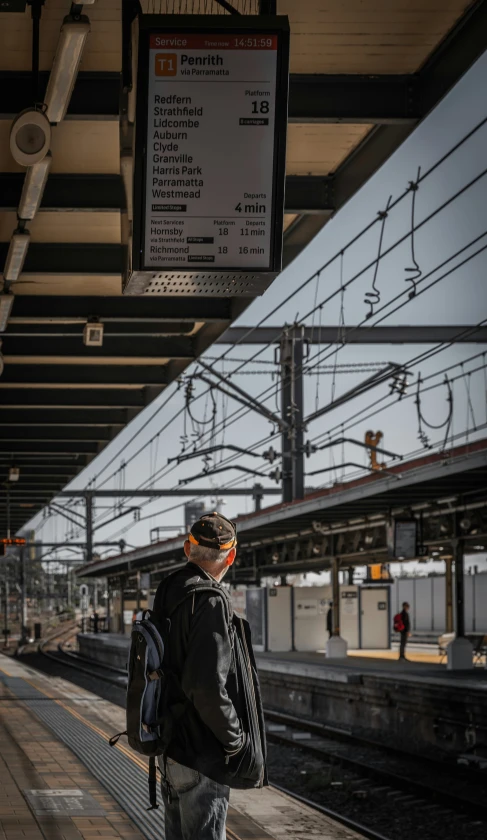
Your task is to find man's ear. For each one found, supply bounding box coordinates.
[184,540,191,558]
[226,547,236,567]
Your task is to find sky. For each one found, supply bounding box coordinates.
[29,51,487,566]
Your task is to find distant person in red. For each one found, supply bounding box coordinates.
[399,602,411,660]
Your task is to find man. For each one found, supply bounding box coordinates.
[326,601,333,639]
[399,601,411,660]
[153,512,265,840]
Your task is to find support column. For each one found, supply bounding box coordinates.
[326,557,348,658]
[85,493,94,566]
[445,555,453,633]
[2,574,9,650]
[19,548,28,645]
[120,577,125,634]
[136,572,141,613]
[447,536,473,670]
[106,579,111,632]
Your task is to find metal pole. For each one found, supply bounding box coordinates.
[331,557,340,636]
[46,560,51,611]
[120,577,125,634]
[445,555,454,633]
[280,327,304,503]
[85,494,93,566]
[19,547,27,644]
[106,580,111,632]
[3,573,9,650]
[253,484,263,512]
[453,538,465,638]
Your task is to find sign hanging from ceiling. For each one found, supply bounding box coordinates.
[125,15,289,296]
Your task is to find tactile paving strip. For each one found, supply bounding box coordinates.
[0,676,163,840]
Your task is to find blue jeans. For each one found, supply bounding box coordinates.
[159,757,229,840]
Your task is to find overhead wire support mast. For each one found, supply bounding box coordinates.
[197,361,288,430]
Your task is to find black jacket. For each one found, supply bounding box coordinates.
[153,563,267,789]
[400,609,411,633]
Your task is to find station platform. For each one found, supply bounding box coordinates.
[255,650,487,688]
[0,653,365,840]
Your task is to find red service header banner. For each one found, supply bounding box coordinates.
[150,33,278,50]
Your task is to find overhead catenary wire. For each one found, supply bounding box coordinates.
[55,114,487,496]
[31,118,487,542]
[79,343,487,546]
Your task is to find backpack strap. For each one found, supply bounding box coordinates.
[166,582,233,627]
[147,756,159,811]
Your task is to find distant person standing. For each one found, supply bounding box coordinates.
[398,602,411,660]
[326,601,333,639]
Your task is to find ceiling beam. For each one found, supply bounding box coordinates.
[0,442,99,453]
[4,322,196,337]
[1,335,195,360]
[288,74,418,124]
[0,365,168,385]
[0,71,418,124]
[0,409,136,426]
[0,174,124,211]
[0,243,122,275]
[0,427,116,442]
[0,71,120,117]
[4,62,481,125]
[0,174,335,215]
[0,465,82,475]
[216,325,487,344]
[0,388,150,408]
[285,176,334,214]
[7,295,233,322]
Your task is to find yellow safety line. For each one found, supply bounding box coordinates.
[19,675,245,839]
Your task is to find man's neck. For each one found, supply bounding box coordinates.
[187,560,222,583]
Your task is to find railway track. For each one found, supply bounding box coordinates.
[33,637,487,840]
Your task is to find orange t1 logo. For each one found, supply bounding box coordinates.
[155,54,177,76]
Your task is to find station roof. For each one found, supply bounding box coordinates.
[1,0,486,535]
[76,438,487,578]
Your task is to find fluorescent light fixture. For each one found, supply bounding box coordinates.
[8,467,20,482]
[3,230,30,283]
[45,15,91,124]
[18,154,52,220]
[0,293,14,332]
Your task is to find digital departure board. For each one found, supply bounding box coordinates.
[126,15,289,296]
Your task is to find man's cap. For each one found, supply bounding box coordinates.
[188,512,237,551]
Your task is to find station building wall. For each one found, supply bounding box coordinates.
[390,573,487,633]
